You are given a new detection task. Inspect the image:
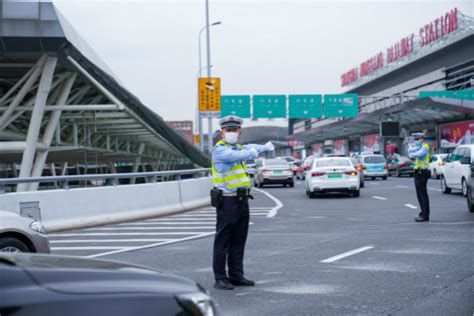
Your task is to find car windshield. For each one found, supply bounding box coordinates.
[265,159,289,167]
[363,156,386,163]
[316,159,351,167]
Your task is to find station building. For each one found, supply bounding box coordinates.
[288,8,474,157]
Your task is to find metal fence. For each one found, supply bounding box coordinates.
[0,168,211,194]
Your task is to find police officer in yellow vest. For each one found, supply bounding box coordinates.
[409,133,431,222]
[211,115,275,290]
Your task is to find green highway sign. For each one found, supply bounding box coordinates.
[457,90,474,100]
[419,90,456,99]
[289,95,322,118]
[221,95,251,118]
[253,95,287,118]
[324,94,358,118]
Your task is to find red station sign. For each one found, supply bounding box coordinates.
[340,8,459,87]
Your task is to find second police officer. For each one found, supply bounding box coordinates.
[211,115,275,290]
[409,133,431,222]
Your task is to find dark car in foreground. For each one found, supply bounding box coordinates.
[0,253,218,316]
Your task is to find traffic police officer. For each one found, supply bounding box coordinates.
[211,115,275,290]
[409,133,431,222]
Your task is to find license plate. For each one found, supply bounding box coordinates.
[328,174,342,179]
[273,170,283,174]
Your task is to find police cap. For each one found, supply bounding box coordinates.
[411,132,425,139]
[219,115,243,129]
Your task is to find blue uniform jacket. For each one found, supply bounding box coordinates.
[212,142,267,193]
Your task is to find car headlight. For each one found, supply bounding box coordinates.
[29,221,46,234]
[176,292,218,316]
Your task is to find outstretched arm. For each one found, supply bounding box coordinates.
[213,145,257,163]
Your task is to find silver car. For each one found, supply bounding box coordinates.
[254,158,294,187]
[0,211,50,253]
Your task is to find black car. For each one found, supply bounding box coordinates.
[393,156,415,177]
[0,253,218,316]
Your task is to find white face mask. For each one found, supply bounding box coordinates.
[224,132,239,144]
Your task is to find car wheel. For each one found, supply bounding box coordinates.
[371,177,375,180]
[397,169,401,177]
[441,176,451,194]
[0,237,30,253]
[289,182,294,188]
[462,178,468,197]
[382,176,387,180]
[306,190,310,196]
[467,185,474,213]
[360,181,364,188]
[309,191,317,199]
[352,190,360,197]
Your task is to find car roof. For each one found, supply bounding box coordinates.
[315,157,351,161]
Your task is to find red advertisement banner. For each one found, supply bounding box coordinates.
[440,120,474,148]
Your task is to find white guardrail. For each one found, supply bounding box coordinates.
[0,169,212,232]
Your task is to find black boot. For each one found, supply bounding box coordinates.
[214,279,234,290]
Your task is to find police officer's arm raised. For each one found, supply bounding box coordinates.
[212,145,260,164]
[408,145,428,159]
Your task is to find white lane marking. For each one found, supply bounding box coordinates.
[87,232,216,258]
[85,226,216,231]
[253,187,283,218]
[50,239,173,243]
[320,246,374,263]
[370,183,380,186]
[396,185,410,188]
[48,232,208,237]
[52,246,129,251]
[174,214,216,217]
[118,222,215,226]
[424,222,474,225]
[145,218,215,222]
[405,204,418,209]
[372,196,387,200]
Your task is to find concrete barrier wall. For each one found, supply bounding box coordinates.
[0,177,212,232]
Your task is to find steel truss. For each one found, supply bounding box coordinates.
[0,54,188,191]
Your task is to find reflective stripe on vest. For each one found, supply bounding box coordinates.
[212,140,252,190]
[414,143,430,169]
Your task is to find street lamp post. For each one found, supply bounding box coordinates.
[197,20,221,152]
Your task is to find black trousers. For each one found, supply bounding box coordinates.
[414,169,430,219]
[213,196,250,280]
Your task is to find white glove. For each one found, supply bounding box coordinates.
[249,148,258,158]
[265,141,275,152]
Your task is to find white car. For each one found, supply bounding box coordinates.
[441,145,473,196]
[305,157,360,198]
[429,154,448,179]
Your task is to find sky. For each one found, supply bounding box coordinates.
[53,0,473,134]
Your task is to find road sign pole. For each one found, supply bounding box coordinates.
[208,117,213,154]
[199,115,204,151]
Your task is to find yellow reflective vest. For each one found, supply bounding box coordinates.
[211,140,252,190]
[414,143,430,170]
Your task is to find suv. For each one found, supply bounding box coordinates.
[441,145,473,196]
